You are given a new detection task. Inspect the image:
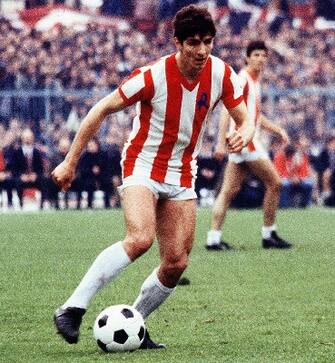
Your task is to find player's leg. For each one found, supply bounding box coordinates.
[156,198,195,286]
[247,158,280,226]
[246,159,292,249]
[54,186,157,344]
[321,169,332,203]
[133,198,196,348]
[134,198,196,316]
[206,161,246,250]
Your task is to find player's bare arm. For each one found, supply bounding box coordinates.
[260,114,289,144]
[52,90,126,191]
[227,102,255,153]
[214,107,230,160]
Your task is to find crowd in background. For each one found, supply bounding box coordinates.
[0,2,335,210]
[23,0,335,21]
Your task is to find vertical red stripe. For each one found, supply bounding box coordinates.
[180,59,212,187]
[221,64,233,108]
[255,83,261,123]
[123,70,154,178]
[235,77,256,152]
[244,78,256,152]
[150,55,183,182]
[235,81,249,133]
[243,82,249,107]
[247,141,256,152]
[221,64,244,109]
[223,64,232,93]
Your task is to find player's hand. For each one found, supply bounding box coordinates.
[226,130,245,153]
[213,144,226,160]
[279,129,290,144]
[51,160,76,192]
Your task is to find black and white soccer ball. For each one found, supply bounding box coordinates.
[93,304,145,352]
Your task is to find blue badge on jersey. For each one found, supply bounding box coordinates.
[197,92,209,111]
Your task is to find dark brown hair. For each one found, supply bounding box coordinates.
[246,40,268,57]
[173,5,216,43]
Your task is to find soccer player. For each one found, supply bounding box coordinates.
[206,41,292,251]
[52,5,254,348]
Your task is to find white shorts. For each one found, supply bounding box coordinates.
[228,143,269,164]
[118,175,197,201]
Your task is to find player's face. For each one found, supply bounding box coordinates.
[177,34,214,73]
[247,49,268,72]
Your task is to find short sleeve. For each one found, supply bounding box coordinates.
[118,68,154,106]
[221,64,244,109]
[118,69,145,106]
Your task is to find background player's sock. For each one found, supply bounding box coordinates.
[133,268,175,319]
[63,241,131,309]
[206,230,222,246]
[262,225,276,239]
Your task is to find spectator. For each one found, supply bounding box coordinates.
[47,136,82,209]
[103,127,122,208]
[274,136,315,207]
[77,137,112,209]
[319,134,335,206]
[8,128,48,209]
[0,145,14,208]
[0,124,15,207]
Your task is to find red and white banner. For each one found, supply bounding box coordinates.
[4,5,130,31]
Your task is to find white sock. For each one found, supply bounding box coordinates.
[63,241,131,309]
[133,268,175,319]
[262,225,276,239]
[206,230,222,246]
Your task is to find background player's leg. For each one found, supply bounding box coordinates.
[246,159,281,227]
[247,159,291,248]
[133,198,196,319]
[206,162,247,248]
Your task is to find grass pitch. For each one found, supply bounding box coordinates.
[0,207,334,363]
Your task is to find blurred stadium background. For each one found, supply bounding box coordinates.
[0,0,335,211]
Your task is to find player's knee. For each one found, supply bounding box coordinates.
[124,230,155,259]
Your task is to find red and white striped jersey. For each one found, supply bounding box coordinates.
[118,53,243,187]
[230,68,262,152]
[239,68,261,127]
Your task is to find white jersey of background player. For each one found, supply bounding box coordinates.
[206,40,293,251]
[228,67,267,163]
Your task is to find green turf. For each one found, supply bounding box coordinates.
[1,207,334,363]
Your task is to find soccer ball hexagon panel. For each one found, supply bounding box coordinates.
[93,304,145,352]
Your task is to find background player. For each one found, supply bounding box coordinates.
[206,40,292,251]
[52,5,255,349]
